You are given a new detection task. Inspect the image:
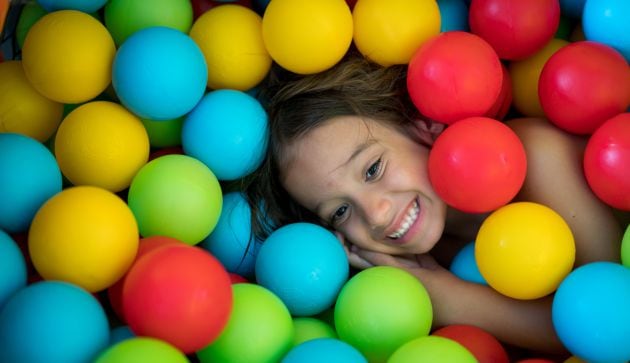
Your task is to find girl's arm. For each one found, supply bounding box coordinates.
[507,117,623,265]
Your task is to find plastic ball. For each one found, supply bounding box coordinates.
[0,133,62,233]
[197,283,294,363]
[190,4,272,90]
[95,337,188,363]
[622,224,630,268]
[0,230,27,309]
[583,113,630,210]
[583,0,630,62]
[469,0,560,60]
[127,154,223,245]
[283,338,367,363]
[200,192,262,277]
[255,222,349,316]
[16,2,47,49]
[334,266,433,362]
[109,325,135,345]
[0,281,109,363]
[105,0,193,46]
[484,63,513,121]
[437,0,469,32]
[293,317,337,346]
[449,241,487,285]
[352,0,441,66]
[262,0,353,74]
[54,101,149,192]
[123,244,232,353]
[0,61,63,141]
[388,335,477,363]
[432,324,509,363]
[37,0,108,12]
[112,26,207,120]
[538,41,630,135]
[182,89,268,180]
[476,202,576,300]
[407,31,503,125]
[559,0,586,19]
[28,186,139,292]
[140,116,184,148]
[552,262,630,363]
[22,10,115,104]
[428,117,527,213]
[509,38,569,117]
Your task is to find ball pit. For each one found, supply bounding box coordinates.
[282,338,367,363]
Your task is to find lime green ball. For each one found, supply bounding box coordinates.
[334,266,433,363]
[140,117,183,148]
[16,2,47,49]
[388,336,477,363]
[622,224,630,268]
[104,0,193,46]
[94,337,188,363]
[127,154,222,245]
[197,283,294,363]
[293,317,337,346]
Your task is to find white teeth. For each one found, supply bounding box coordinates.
[388,201,419,239]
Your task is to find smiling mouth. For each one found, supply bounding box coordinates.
[388,200,420,239]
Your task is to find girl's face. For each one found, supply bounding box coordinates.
[282,116,448,255]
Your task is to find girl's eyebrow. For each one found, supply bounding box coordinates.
[328,139,377,176]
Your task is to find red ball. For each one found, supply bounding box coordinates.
[538,41,630,135]
[432,324,509,363]
[484,63,513,121]
[583,112,630,210]
[407,31,503,125]
[428,117,527,213]
[123,244,232,353]
[514,360,555,363]
[228,272,249,284]
[469,0,560,60]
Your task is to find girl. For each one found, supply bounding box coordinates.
[243,52,624,354]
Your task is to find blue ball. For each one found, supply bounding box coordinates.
[112,26,207,120]
[109,325,135,346]
[560,0,586,19]
[0,281,110,363]
[0,230,27,310]
[583,0,630,62]
[552,262,630,363]
[182,89,268,180]
[449,241,487,286]
[37,0,108,12]
[282,338,367,363]
[0,133,62,233]
[437,0,470,32]
[200,192,262,277]
[255,223,349,316]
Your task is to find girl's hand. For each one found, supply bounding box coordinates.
[334,232,374,270]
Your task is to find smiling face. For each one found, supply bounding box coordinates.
[281,115,448,255]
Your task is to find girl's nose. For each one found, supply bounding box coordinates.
[359,194,392,233]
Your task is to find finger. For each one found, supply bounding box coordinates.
[347,251,374,270]
[353,248,417,269]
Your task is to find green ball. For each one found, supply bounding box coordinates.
[16,2,47,49]
[104,0,193,46]
[197,283,294,363]
[622,224,630,268]
[140,116,183,148]
[388,336,477,363]
[127,154,222,245]
[94,337,188,363]
[293,317,337,346]
[334,266,433,363]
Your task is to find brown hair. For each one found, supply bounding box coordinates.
[242,52,421,239]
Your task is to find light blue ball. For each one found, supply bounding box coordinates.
[0,230,27,310]
[0,281,110,363]
[255,223,349,316]
[0,133,62,233]
[437,0,470,32]
[552,262,630,363]
[449,241,487,285]
[37,0,108,12]
[560,0,586,19]
[112,26,207,120]
[200,192,262,278]
[282,338,367,363]
[182,89,268,181]
[109,325,135,346]
[583,0,630,62]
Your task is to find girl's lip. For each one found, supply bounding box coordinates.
[386,197,423,245]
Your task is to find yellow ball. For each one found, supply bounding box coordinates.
[28,186,139,292]
[509,38,569,117]
[475,202,575,300]
[190,4,271,91]
[0,61,63,142]
[55,101,149,192]
[262,0,353,74]
[353,0,441,66]
[22,10,116,104]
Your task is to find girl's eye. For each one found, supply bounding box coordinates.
[366,158,382,181]
[331,205,348,224]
